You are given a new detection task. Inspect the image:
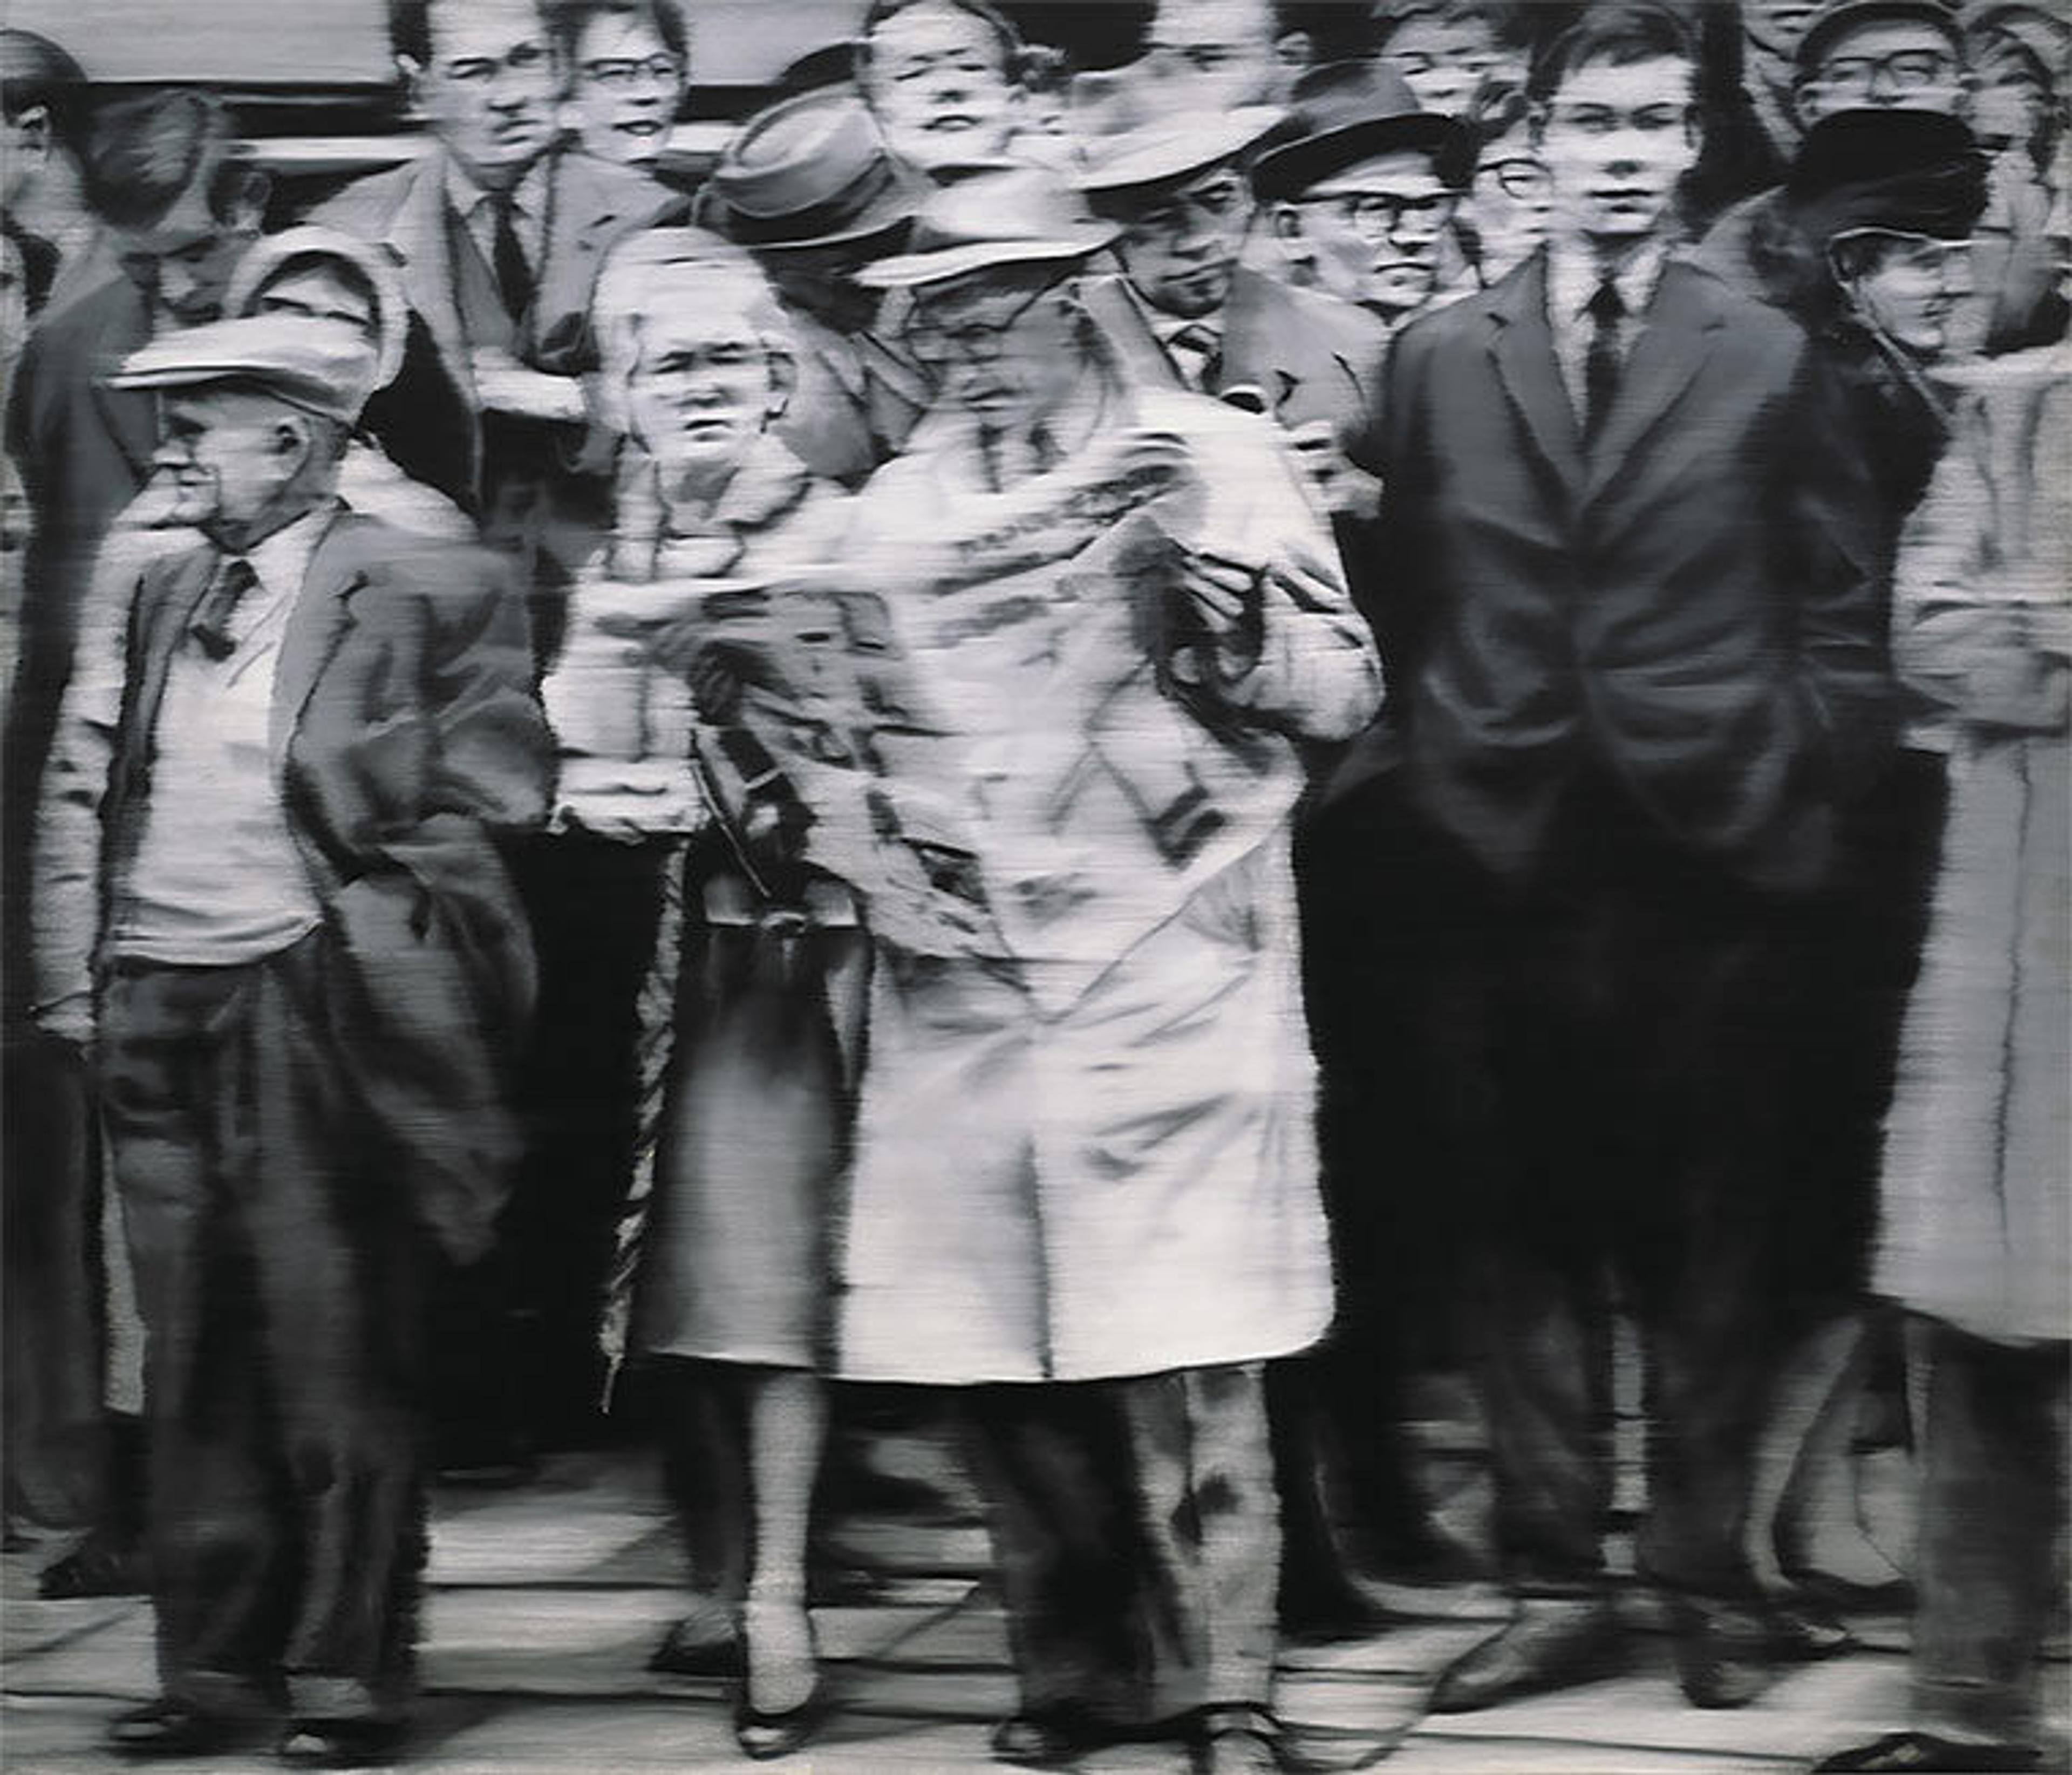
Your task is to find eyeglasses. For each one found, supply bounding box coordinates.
[903,283,1064,364]
[1475,158,1552,200]
[1808,49,1958,94]
[1300,189,1456,238]
[582,52,681,87]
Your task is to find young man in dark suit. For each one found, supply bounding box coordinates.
[1347,0,1893,1714]
[32,314,551,1766]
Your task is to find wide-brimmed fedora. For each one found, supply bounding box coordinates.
[1250,62,1460,201]
[856,167,1119,288]
[702,86,925,251]
[1067,57,1283,195]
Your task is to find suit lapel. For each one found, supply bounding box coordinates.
[128,546,220,748]
[392,155,473,402]
[1080,274,1190,395]
[272,508,367,760]
[1487,255,1586,494]
[1582,262,1725,508]
[1217,270,1301,413]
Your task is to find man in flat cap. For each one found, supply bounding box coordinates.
[31,315,551,1766]
[834,168,1381,1772]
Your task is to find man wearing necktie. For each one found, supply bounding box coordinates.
[30,314,550,1766]
[1335,0,1893,1717]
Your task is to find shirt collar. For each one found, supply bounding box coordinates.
[445,153,549,223]
[238,502,333,613]
[1546,237,1668,329]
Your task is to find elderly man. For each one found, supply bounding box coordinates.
[1257,60,1466,335]
[31,313,550,1766]
[1144,0,1302,110]
[1342,1,1891,1715]
[855,0,1026,183]
[835,167,1381,1775]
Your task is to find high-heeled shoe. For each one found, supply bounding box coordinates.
[733,1596,828,1760]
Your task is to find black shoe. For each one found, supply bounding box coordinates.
[42,1530,148,1599]
[1429,1598,1626,1713]
[1280,1569,1397,1641]
[646,1614,742,1678]
[276,1717,407,1768]
[990,1706,1110,1767]
[1812,1731,2044,1771]
[1666,1596,1780,1710]
[733,1684,831,1760]
[1769,1598,1857,1662]
[106,1699,254,1758]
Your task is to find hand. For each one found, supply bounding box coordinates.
[469,347,589,423]
[1286,421,1382,520]
[1067,426,1192,516]
[1177,549,1266,658]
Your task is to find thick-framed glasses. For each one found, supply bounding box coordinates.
[1475,158,1552,201]
[903,283,1064,365]
[582,52,682,87]
[1300,189,1456,239]
[1809,48,1958,95]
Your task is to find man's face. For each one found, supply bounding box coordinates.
[1537,55,1699,246]
[151,389,299,534]
[2,104,49,210]
[1383,17,1523,117]
[622,299,780,483]
[1795,21,1965,125]
[1469,120,1554,281]
[250,263,380,340]
[1284,149,1454,318]
[903,271,1081,434]
[412,0,561,184]
[1149,0,1280,110]
[863,2,1019,177]
[568,11,684,166]
[1113,160,1255,318]
[1742,0,1822,63]
[1843,229,1973,355]
[111,171,261,328]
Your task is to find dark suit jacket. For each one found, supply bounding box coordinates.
[1344,251,1891,896]
[1082,266,1391,447]
[38,509,554,1260]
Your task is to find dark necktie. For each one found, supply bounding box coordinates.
[1169,322,1223,393]
[189,555,258,660]
[1583,277,1626,444]
[489,192,531,322]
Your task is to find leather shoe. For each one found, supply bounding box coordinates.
[990,1705,1110,1766]
[733,1685,830,1760]
[1192,1706,1284,1773]
[106,1699,254,1758]
[1666,1596,1779,1709]
[277,1718,406,1768]
[647,1613,742,1678]
[1769,1598,1856,1661]
[1429,1598,1626,1713]
[43,1531,148,1599]
[1812,1730,2043,1771]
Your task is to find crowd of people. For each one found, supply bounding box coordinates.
[1,0,2066,1771]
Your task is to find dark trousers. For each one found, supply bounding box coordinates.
[1909,1318,2068,1744]
[98,938,426,1722]
[1424,788,1817,1600]
[965,1363,1280,1728]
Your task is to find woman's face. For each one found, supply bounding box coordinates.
[623,300,781,485]
[1843,230,1975,357]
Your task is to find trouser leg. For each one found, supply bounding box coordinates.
[1909,1318,2067,1745]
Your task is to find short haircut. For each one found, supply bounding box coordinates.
[544,0,687,67]
[1526,1,1700,106]
[854,0,1022,82]
[79,89,264,231]
[0,28,88,152]
[391,0,554,68]
[1372,0,1527,53]
[1441,76,1531,187]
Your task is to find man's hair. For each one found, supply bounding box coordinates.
[544,0,687,68]
[1440,76,1531,187]
[79,90,264,232]
[854,0,1023,81]
[1526,1,1699,106]
[1372,0,1526,54]
[0,28,88,153]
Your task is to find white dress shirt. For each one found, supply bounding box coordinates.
[1545,239,1668,423]
[445,156,549,279]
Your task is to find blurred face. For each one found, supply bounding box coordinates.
[1113,161,1255,318]
[1795,22,1966,125]
[1284,149,1455,318]
[568,11,684,166]
[903,270,1082,434]
[1971,64,2048,151]
[1841,229,1974,355]
[1383,17,1523,117]
[2,103,50,210]
[1149,0,1280,110]
[111,171,263,328]
[1537,55,1700,246]
[1742,0,1822,61]
[863,2,1020,177]
[151,390,303,537]
[756,237,889,335]
[250,263,379,339]
[411,0,560,186]
[1470,120,1554,280]
[622,298,782,486]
